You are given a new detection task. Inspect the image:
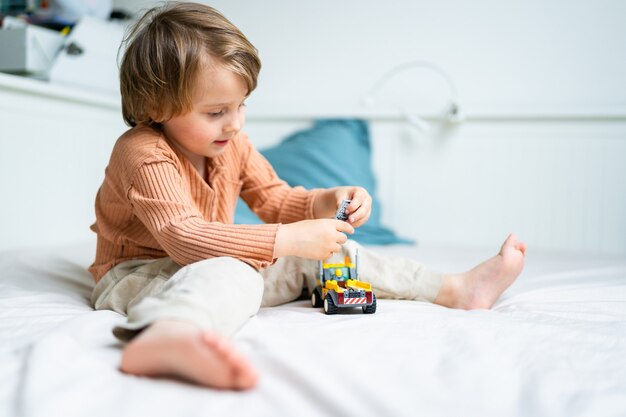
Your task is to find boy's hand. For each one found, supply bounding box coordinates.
[313,186,372,228]
[274,219,354,260]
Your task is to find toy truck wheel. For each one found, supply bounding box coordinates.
[362,294,377,314]
[323,294,338,315]
[311,288,323,308]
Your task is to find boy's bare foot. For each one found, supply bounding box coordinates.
[435,234,527,310]
[119,320,258,390]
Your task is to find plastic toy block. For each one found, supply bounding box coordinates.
[335,199,351,221]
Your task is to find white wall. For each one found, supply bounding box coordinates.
[188,0,626,254]
[115,0,626,110]
[370,121,626,255]
[1,0,625,254]
[0,83,126,250]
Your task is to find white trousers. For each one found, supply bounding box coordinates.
[91,240,442,341]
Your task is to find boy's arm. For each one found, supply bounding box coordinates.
[129,161,279,269]
[237,134,372,227]
[237,135,323,224]
[272,186,373,258]
[128,160,355,266]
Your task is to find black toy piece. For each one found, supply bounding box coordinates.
[335,199,351,221]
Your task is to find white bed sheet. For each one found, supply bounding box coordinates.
[1,241,626,417]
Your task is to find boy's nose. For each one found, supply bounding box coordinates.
[224,113,242,133]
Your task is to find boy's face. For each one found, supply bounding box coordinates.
[161,63,248,164]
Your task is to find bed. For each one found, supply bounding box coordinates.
[1,80,625,417]
[2,239,625,417]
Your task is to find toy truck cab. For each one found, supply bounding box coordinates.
[311,253,377,315]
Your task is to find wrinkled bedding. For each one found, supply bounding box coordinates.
[1,241,625,417]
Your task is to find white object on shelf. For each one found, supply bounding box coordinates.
[49,15,126,94]
[0,17,65,75]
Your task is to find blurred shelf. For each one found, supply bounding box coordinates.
[0,72,119,110]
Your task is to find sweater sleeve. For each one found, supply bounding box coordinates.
[238,136,323,224]
[129,160,279,269]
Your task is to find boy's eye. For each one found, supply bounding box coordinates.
[207,102,245,117]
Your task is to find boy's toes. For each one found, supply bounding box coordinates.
[501,233,525,254]
[519,241,527,255]
[203,332,231,354]
[218,348,257,390]
[200,332,257,389]
[233,363,258,390]
[505,233,518,246]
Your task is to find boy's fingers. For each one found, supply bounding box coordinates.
[350,214,368,227]
[349,198,372,224]
[347,198,359,213]
[347,196,365,214]
[334,220,355,234]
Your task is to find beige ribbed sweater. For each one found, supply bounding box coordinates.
[89,126,321,282]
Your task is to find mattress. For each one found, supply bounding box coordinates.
[1,241,625,417]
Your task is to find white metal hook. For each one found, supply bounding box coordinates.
[363,60,463,130]
[403,109,431,133]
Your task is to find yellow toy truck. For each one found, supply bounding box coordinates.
[311,251,377,315]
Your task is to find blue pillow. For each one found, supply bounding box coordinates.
[235,119,413,245]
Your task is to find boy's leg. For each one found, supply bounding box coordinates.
[92,256,264,389]
[260,255,313,307]
[341,240,443,301]
[260,234,526,309]
[259,240,441,307]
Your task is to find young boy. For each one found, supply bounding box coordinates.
[89,2,526,391]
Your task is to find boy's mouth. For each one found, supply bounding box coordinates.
[213,139,230,146]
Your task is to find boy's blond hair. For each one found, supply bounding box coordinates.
[119,2,261,127]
